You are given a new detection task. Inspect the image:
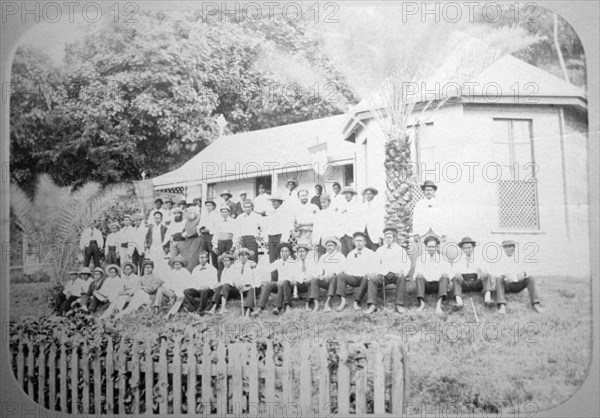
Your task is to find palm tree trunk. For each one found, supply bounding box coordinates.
[384,134,414,239]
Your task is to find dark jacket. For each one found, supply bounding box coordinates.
[145,224,168,250]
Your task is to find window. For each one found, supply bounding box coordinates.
[344,164,354,187]
[207,183,216,200]
[493,119,539,229]
[408,122,434,172]
[255,175,272,195]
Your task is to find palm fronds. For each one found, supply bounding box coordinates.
[10,175,134,284]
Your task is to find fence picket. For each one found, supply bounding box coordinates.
[402,343,410,414]
[81,342,90,414]
[373,344,386,415]
[145,339,154,415]
[93,347,102,414]
[201,342,212,414]
[263,341,276,412]
[16,334,24,390]
[26,339,34,398]
[247,343,259,414]
[131,341,141,415]
[355,360,367,414]
[337,343,350,415]
[59,341,67,413]
[281,341,292,404]
[216,343,227,415]
[299,340,311,412]
[70,341,79,414]
[118,342,127,415]
[391,342,404,414]
[186,339,196,414]
[158,339,168,415]
[37,343,47,407]
[231,344,243,416]
[319,343,331,415]
[172,337,182,414]
[106,339,115,414]
[48,343,57,411]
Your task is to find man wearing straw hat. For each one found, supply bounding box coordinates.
[211,205,238,279]
[115,261,163,319]
[367,227,412,314]
[494,240,543,314]
[184,251,219,315]
[451,236,493,309]
[308,236,345,312]
[360,186,385,251]
[412,180,447,242]
[236,247,264,317]
[289,240,319,308]
[414,235,452,315]
[236,200,262,263]
[263,194,294,264]
[338,187,362,256]
[220,190,238,218]
[153,255,191,316]
[110,261,142,316]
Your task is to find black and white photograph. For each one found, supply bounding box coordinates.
[1,1,598,417]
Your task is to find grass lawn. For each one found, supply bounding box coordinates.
[9,275,592,414]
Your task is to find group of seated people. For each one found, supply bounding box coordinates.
[55,224,543,319]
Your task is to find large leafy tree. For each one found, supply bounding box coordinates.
[10,10,357,193]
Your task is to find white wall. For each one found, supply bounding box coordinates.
[354,103,590,276]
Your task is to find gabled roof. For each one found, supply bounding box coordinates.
[342,54,587,135]
[153,114,354,188]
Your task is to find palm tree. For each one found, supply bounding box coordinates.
[10,175,134,284]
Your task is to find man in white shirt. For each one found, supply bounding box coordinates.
[284,179,299,204]
[330,182,345,212]
[338,187,362,256]
[336,232,377,312]
[412,180,447,242]
[309,236,345,312]
[264,195,294,264]
[414,235,451,315]
[494,240,543,314]
[163,199,175,225]
[361,187,385,251]
[206,252,247,315]
[79,220,104,268]
[294,189,320,241]
[236,200,262,262]
[118,214,136,264]
[312,194,342,257]
[147,198,166,224]
[253,242,299,316]
[254,184,272,216]
[212,206,238,279]
[57,269,88,315]
[153,255,192,316]
[288,240,319,310]
[145,212,168,266]
[452,236,493,309]
[183,251,219,315]
[368,227,412,314]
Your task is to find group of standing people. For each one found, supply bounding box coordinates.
[64,179,542,319]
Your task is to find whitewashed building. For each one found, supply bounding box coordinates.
[153,55,589,276]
